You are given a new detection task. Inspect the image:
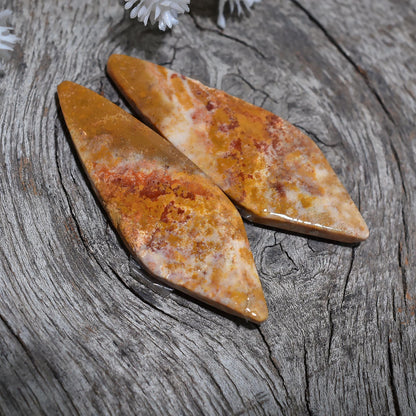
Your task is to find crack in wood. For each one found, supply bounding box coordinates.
[257,326,288,411]
[0,313,29,364]
[0,312,80,415]
[357,182,362,212]
[326,306,334,363]
[341,247,355,307]
[397,241,408,304]
[302,341,312,415]
[288,0,397,126]
[258,232,278,278]
[387,338,402,416]
[107,263,174,318]
[231,71,280,106]
[157,42,180,67]
[188,11,268,59]
[128,257,173,299]
[279,243,299,272]
[293,123,339,148]
[390,143,409,304]
[108,260,211,331]
[54,121,91,256]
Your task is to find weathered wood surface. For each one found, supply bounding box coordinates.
[0,0,415,414]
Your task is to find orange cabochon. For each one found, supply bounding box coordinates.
[57,81,268,323]
[107,54,369,243]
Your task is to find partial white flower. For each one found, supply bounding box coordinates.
[124,0,190,31]
[217,0,262,29]
[0,10,18,53]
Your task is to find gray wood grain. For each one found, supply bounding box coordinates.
[1,0,415,414]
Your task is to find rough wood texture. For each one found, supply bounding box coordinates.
[0,0,415,414]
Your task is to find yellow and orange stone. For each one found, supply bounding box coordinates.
[107,54,369,243]
[57,81,267,323]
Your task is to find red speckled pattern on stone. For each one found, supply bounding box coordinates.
[108,54,369,243]
[57,81,268,323]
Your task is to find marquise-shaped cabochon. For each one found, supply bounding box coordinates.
[107,55,369,243]
[57,81,268,323]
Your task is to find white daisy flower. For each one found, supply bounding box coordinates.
[124,0,190,31]
[0,10,18,53]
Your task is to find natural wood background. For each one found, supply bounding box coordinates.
[1,0,415,414]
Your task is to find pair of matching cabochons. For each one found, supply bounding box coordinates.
[57,54,369,324]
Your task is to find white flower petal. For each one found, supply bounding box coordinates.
[0,9,18,53]
[143,13,150,25]
[159,21,166,31]
[137,5,148,18]
[125,0,137,10]
[130,5,141,18]
[154,6,161,20]
[217,0,262,28]
[124,0,190,30]
[217,13,226,29]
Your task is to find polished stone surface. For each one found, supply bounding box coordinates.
[57,81,268,323]
[108,55,369,243]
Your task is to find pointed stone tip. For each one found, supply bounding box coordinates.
[57,81,86,101]
[355,221,370,242]
[108,53,133,62]
[339,208,369,243]
[57,81,78,115]
[362,227,370,241]
[317,218,369,244]
[248,303,268,324]
[108,53,124,61]
[107,54,129,72]
[334,222,369,244]
[203,290,268,324]
[107,54,152,77]
[57,80,72,95]
[107,53,119,67]
[107,55,129,85]
[243,287,268,324]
